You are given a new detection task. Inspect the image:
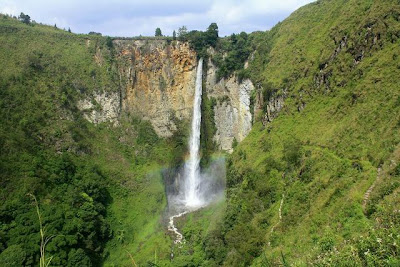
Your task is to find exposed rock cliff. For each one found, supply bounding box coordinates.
[103,40,256,151]
[77,91,120,124]
[206,60,254,152]
[114,39,197,137]
[262,93,285,125]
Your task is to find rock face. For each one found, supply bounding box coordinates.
[206,60,255,152]
[77,91,120,124]
[114,39,197,137]
[82,40,255,151]
[264,94,285,124]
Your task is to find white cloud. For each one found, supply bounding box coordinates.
[0,0,18,16]
[0,0,315,36]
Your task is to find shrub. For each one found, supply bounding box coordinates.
[282,138,303,168]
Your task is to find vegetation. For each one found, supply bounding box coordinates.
[1,0,400,265]
[200,92,217,167]
[0,14,183,266]
[178,23,219,59]
[212,32,253,81]
[197,0,400,265]
[155,27,162,37]
[18,12,31,25]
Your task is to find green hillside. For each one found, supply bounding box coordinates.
[1,0,400,266]
[199,0,400,265]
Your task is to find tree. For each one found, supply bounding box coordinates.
[67,249,91,267]
[172,30,176,40]
[106,36,113,49]
[0,245,26,266]
[88,32,102,36]
[68,27,71,33]
[54,24,57,29]
[177,26,188,38]
[206,22,219,47]
[18,12,31,24]
[155,28,162,37]
[207,23,218,36]
[283,138,303,168]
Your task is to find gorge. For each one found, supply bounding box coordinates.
[1,0,400,266]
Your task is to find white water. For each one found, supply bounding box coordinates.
[167,211,189,244]
[168,58,204,244]
[183,58,204,208]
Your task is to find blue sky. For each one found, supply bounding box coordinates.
[0,0,315,37]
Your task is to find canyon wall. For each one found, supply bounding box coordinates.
[206,59,254,152]
[114,39,197,137]
[80,39,255,151]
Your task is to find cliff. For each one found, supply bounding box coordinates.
[206,59,254,152]
[114,39,197,137]
[109,39,255,151]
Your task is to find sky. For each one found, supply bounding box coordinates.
[0,0,315,37]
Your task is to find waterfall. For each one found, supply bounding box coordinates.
[184,58,204,208]
[167,58,225,245]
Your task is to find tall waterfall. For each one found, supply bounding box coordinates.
[184,58,204,208]
[166,57,225,244]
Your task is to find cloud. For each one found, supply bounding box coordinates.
[0,0,315,36]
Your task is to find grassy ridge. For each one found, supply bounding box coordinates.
[196,0,400,265]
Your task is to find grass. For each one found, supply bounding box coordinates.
[1,0,400,265]
[199,0,400,265]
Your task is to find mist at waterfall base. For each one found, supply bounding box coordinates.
[164,156,226,214]
[164,58,225,216]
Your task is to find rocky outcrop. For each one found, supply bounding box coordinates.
[251,84,285,126]
[77,91,120,124]
[206,60,254,152]
[264,94,285,124]
[114,39,197,137]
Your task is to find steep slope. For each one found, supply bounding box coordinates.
[114,39,197,137]
[194,0,400,265]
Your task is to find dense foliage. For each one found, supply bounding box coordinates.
[178,23,219,59]
[177,23,253,81]
[155,27,162,37]
[213,32,253,81]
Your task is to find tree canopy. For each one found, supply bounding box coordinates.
[155,28,162,37]
[18,12,31,24]
[206,22,219,47]
[177,26,188,38]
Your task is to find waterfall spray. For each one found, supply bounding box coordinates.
[184,58,204,208]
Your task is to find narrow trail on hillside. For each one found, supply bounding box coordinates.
[271,193,285,234]
[363,167,382,211]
